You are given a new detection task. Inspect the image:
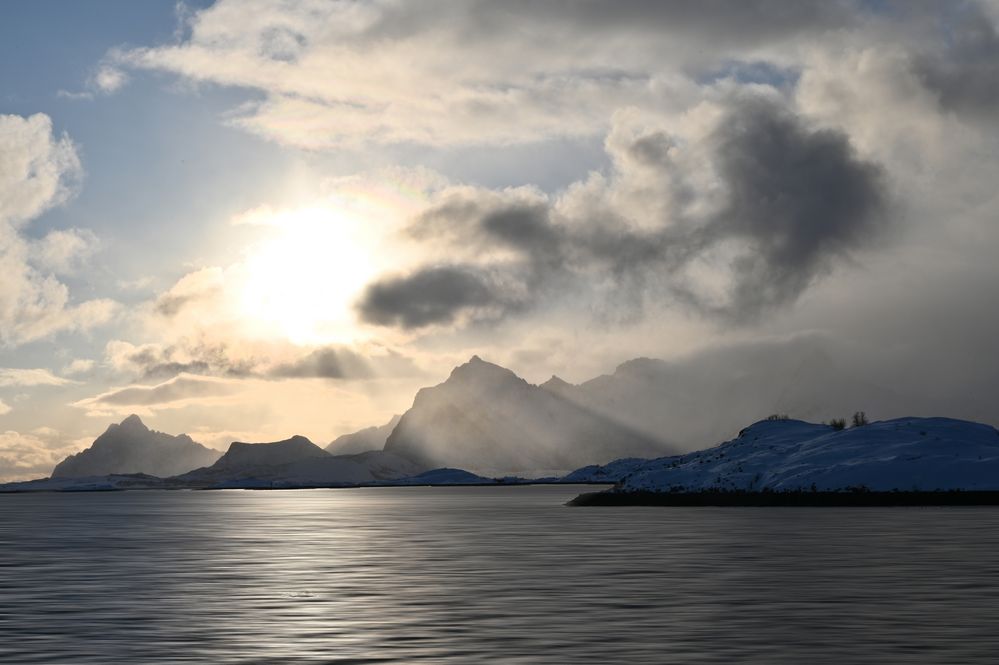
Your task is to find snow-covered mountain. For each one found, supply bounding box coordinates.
[51,415,221,478]
[587,417,999,495]
[384,356,674,475]
[326,415,401,455]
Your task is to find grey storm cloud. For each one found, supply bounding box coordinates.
[357,266,505,328]
[913,1,999,116]
[357,94,888,329]
[695,96,888,318]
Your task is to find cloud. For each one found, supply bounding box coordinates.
[75,374,240,410]
[0,400,10,416]
[104,335,422,385]
[0,368,73,387]
[110,0,859,148]
[358,93,887,328]
[268,347,369,379]
[0,113,118,346]
[30,228,100,275]
[0,430,86,483]
[358,265,505,328]
[62,359,96,377]
[92,64,128,93]
[913,2,999,118]
[0,113,80,225]
[152,267,225,317]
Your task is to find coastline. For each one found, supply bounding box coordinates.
[568,490,999,507]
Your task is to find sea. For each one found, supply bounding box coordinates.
[2,485,998,663]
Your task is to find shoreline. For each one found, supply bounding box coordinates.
[568,490,999,507]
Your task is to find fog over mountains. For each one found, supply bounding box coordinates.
[326,415,401,456]
[384,356,674,474]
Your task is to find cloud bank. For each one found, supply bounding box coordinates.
[0,114,116,346]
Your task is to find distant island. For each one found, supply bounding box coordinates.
[570,416,999,506]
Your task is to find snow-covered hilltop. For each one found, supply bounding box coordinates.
[571,417,999,504]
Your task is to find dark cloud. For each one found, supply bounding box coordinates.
[357,265,504,328]
[359,94,888,329]
[699,96,888,318]
[913,2,999,116]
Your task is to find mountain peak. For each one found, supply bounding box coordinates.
[119,414,148,431]
[448,355,521,385]
[540,375,575,396]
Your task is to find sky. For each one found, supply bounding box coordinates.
[2,0,999,481]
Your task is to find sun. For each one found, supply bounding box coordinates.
[236,206,381,345]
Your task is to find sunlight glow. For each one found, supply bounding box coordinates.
[237,206,380,345]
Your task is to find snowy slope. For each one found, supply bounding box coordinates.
[559,458,649,483]
[610,417,999,493]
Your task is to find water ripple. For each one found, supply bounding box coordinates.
[2,486,999,663]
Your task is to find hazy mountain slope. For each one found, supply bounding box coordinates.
[175,436,424,488]
[51,415,221,478]
[384,356,674,474]
[611,417,999,493]
[548,336,901,451]
[211,435,330,470]
[326,415,401,455]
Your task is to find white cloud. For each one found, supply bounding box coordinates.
[0,399,10,416]
[62,359,96,377]
[112,0,847,148]
[92,65,128,93]
[0,368,73,387]
[31,228,100,275]
[0,113,118,346]
[0,429,86,483]
[0,113,80,225]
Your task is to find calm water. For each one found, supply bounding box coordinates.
[2,486,999,663]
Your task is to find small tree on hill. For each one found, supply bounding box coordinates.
[852,411,869,428]
[829,418,846,431]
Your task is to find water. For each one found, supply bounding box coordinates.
[2,486,999,663]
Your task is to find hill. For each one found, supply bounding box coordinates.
[571,417,999,504]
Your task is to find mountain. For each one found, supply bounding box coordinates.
[211,435,329,470]
[51,415,221,478]
[326,415,401,455]
[175,435,425,488]
[573,417,999,503]
[547,336,902,451]
[384,356,674,475]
